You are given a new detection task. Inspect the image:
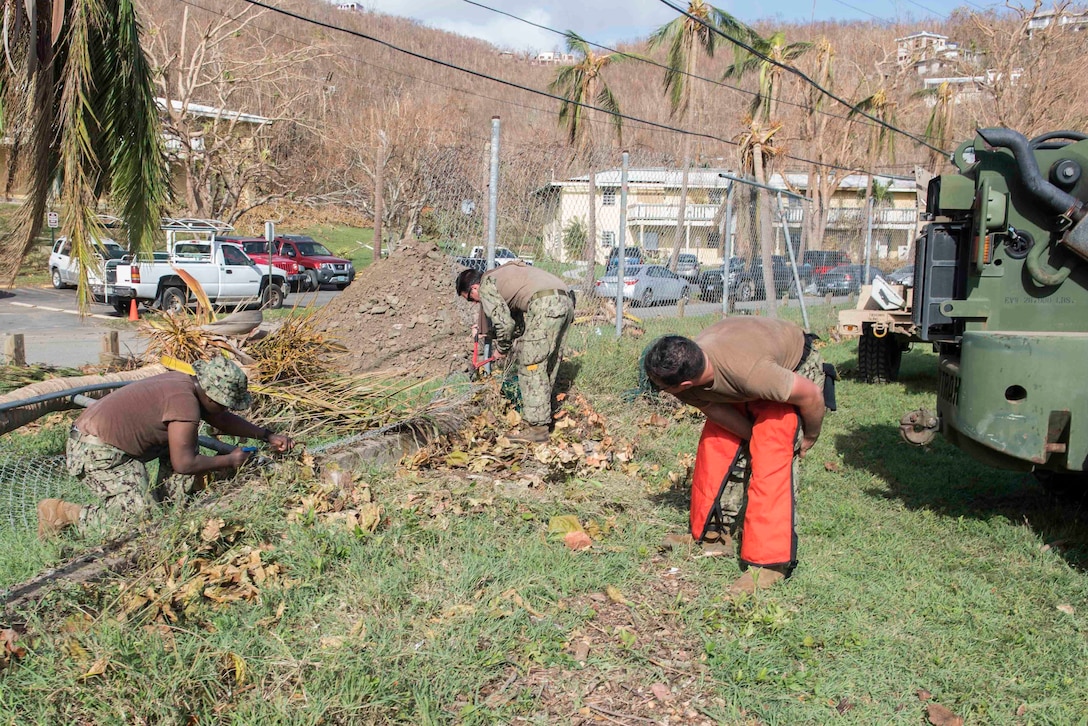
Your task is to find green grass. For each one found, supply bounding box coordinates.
[3,311,1088,723]
[301,225,375,271]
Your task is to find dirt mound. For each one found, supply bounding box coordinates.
[317,238,476,378]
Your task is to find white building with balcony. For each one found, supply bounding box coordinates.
[536,168,917,265]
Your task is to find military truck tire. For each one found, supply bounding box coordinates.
[858,328,902,383]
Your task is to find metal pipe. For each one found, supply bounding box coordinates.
[616,151,629,338]
[777,192,810,332]
[486,116,500,271]
[977,127,1082,218]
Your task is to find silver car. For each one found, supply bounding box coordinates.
[595,264,693,307]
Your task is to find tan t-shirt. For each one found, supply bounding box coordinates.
[483,261,568,313]
[75,371,202,458]
[675,318,805,405]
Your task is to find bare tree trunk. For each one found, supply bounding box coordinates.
[667,138,691,272]
[753,142,778,317]
[0,365,167,436]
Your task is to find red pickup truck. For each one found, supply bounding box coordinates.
[274,234,355,291]
[217,236,309,292]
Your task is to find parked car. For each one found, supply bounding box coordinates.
[594,264,693,307]
[736,255,802,301]
[468,245,533,266]
[49,237,126,289]
[676,252,701,280]
[605,246,644,270]
[217,236,308,292]
[886,263,914,286]
[802,249,851,281]
[274,234,355,290]
[814,264,881,295]
[696,257,746,302]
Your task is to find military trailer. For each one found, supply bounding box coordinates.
[902,128,1088,477]
[837,282,917,383]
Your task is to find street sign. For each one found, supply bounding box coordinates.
[46,211,59,229]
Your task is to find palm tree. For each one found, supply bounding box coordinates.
[915,81,955,175]
[550,31,632,292]
[649,1,750,272]
[849,84,899,208]
[0,0,170,309]
[722,29,812,317]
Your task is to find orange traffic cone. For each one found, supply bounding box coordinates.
[128,299,139,321]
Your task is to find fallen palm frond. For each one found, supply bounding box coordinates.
[140,313,250,364]
[246,309,346,384]
[250,371,468,439]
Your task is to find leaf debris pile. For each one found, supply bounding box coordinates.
[406,387,637,487]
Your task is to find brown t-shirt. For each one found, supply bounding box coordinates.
[74,371,202,458]
[483,261,568,313]
[675,318,805,406]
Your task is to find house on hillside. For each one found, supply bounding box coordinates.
[334,2,364,11]
[896,31,981,76]
[1028,7,1088,36]
[532,50,576,65]
[921,68,1022,104]
[536,169,918,265]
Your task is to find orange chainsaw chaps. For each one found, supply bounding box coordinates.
[689,403,799,569]
[690,418,744,541]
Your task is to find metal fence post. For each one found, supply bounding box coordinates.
[777,192,810,332]
[616,151,629,338]
[722,181,734,317]
[486,116,500,271]
[864,195,874,284]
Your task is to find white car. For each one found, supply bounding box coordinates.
[49,237,126,289]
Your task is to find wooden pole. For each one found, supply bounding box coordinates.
[4,334,25,366]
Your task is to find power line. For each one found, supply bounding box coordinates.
[460,0,887,134]
[232,0,897,176]
[655,0,946,154]
[173,0,676,148]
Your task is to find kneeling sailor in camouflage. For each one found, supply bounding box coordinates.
[38,355,295,537]
[456,262,575,442]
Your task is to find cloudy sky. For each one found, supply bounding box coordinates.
[344,0,986,53]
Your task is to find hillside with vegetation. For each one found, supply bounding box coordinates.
[130,0,1088,237]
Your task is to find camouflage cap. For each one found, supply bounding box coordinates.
[193,355,252,410]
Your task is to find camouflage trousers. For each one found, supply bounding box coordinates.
[66,429,198,529]
[713,345,828,534]
[517,293,574,427]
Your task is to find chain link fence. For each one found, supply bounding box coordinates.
[422,130,919,324]
[0,451,83,531]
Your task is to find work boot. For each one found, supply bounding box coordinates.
[37,499,82,538]
[727,566,786,596]
[661,531,733,555]
[508,425,550,443]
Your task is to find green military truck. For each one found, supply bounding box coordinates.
[902,128,1088,478]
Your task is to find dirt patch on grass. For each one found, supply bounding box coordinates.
[316,237,476,378]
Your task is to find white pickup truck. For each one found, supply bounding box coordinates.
[468,245,533,266]
[96,235,288,315]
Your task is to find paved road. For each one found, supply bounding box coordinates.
[0,285,340,368]
[616,293,848,319]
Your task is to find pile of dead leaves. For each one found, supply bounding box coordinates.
[285,467,383,534]
[406,391,637,487]
[118,532,294,624]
